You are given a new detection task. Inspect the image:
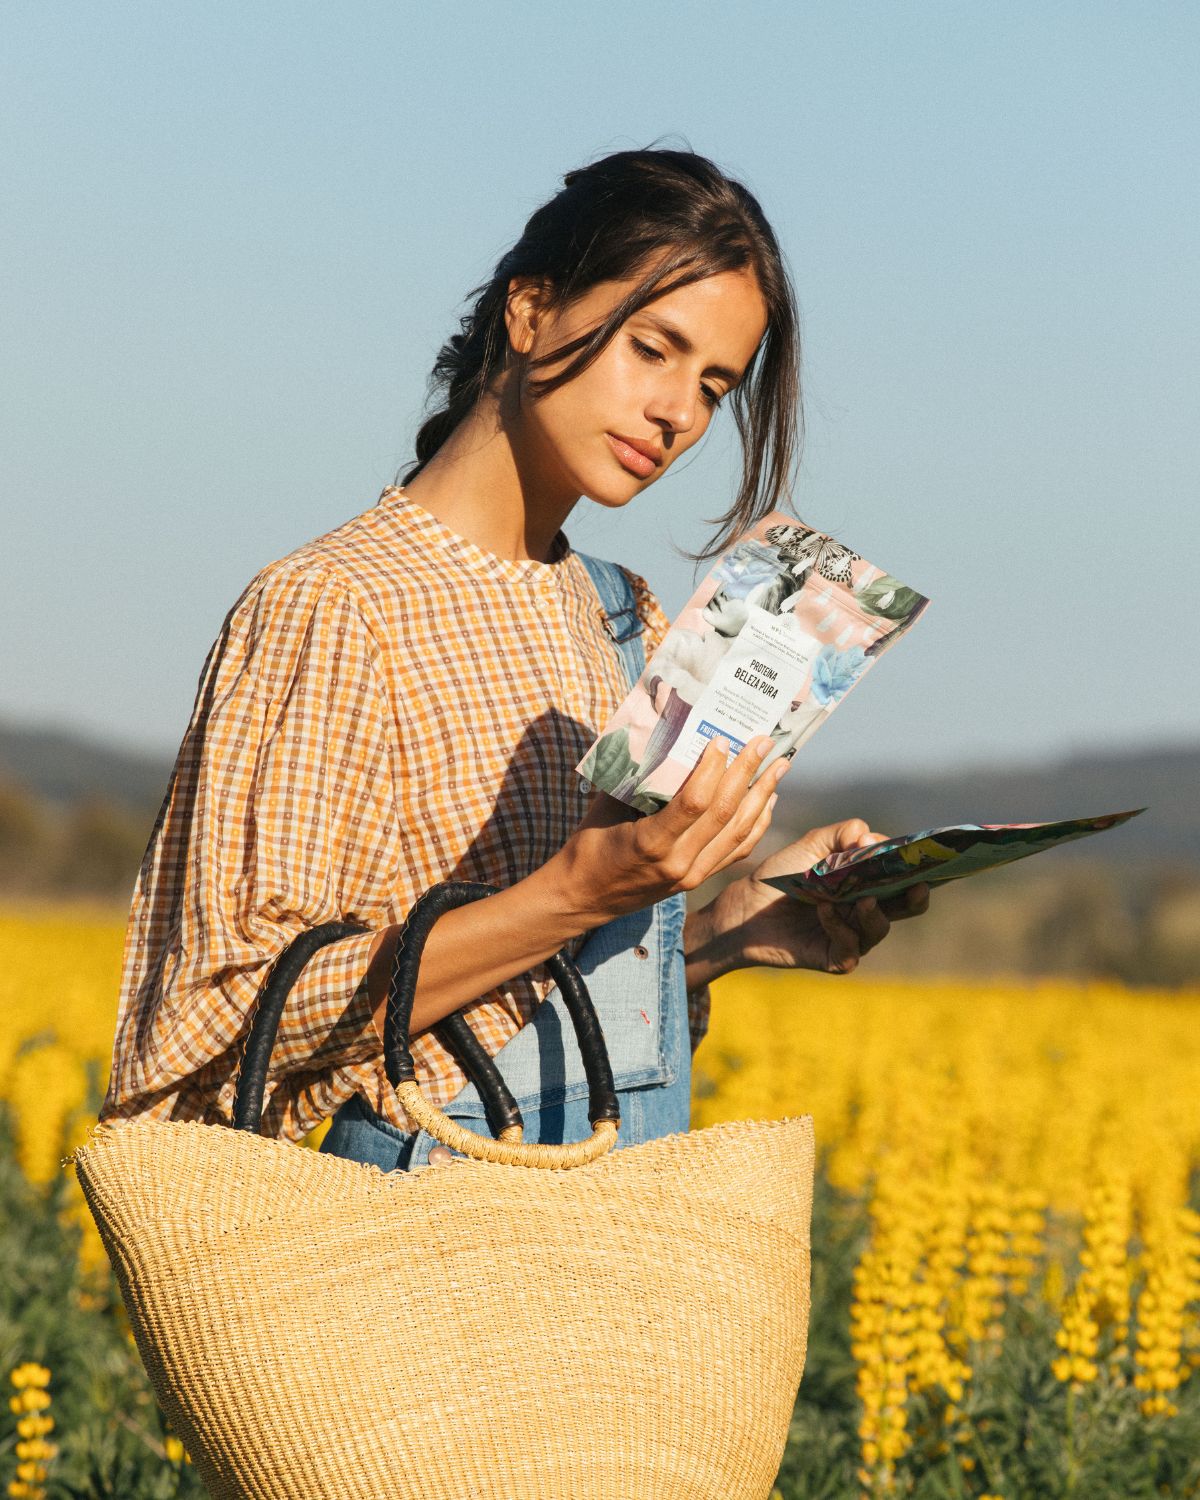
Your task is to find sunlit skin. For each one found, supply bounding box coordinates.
[372,258,930,1118]
[405,263,769,559]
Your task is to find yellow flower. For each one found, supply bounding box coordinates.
[14,1441,54,1463]
[1133,1203,1200,1418]
[6,1360,54,1498]
[9,1389,51,1414]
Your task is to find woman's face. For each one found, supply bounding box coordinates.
[505,263,769,509]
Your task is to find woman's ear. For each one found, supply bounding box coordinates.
[504,276,553,357]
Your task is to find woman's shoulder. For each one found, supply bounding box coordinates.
[223,548,366,649]
[614,563,671,658]
[611,562,661,612]
[568,551,670,661]
[226,490,434,639]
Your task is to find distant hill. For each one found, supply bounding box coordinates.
[2,716,1195,980]
[0,717,1196,869]
[0,722,172,815]
[775,742,1199,871]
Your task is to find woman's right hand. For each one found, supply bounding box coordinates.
[557,734,791,928]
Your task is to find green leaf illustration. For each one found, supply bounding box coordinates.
[856,574,925,622]
[583,728,639,793]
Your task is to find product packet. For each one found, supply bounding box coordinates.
[577,512,929,814]
[762,809,1145,905]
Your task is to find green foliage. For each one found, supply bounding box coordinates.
[773,1172,868,1497]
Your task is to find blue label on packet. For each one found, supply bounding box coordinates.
[697,721,745,755]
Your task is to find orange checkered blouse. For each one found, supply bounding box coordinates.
[101,487,711,1142]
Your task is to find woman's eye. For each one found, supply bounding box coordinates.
[630,335,723,411]
[630,337,663,363]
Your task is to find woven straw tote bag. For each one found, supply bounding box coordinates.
[74,882,815,1500]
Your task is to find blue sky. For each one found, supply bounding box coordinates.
[2,1,1196,780]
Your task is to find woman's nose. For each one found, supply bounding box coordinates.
[646,382,698,436]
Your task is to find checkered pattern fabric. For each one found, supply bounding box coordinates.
[101,487,711,1142]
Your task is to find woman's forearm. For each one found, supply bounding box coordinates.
[366,852,602,1041]
[366,742,786,1043]
[682,897,742,994]
[368,876,740,1043]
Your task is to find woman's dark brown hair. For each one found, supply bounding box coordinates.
[401,147,802,559]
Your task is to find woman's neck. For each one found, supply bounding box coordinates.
[401,387,579,564]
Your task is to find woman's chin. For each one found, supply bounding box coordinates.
[581,471,655,509]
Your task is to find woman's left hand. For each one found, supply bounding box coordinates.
[689,818,931,979]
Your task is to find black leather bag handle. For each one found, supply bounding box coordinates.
[232,882,620,1151]
[382,882,620,1145]
[233,921,367,1133]
[231,917,525,1136]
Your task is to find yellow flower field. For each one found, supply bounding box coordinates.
[2,906,1199,1497]
[697,965,1200,1489]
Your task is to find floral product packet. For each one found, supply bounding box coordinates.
[577,512,929,814]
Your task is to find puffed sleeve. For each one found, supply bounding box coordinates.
[102,560,402,1139]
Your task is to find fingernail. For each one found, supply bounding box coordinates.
[754,736,773,759]
[768,793,778,813]
[712,734,730,756]
[772,759,789,783]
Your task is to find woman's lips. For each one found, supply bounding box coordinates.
[606,432,658,479]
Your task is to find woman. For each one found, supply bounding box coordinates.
[100,148,929,1168]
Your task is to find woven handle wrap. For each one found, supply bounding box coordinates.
[384,881,620,1168]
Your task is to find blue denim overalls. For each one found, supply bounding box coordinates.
[320,553,691,1173]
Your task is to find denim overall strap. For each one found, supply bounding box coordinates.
[575,552,647,690]
[321,552,693,1173]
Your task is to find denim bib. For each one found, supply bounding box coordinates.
[322,552,692,1172]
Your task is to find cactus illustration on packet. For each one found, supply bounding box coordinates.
[577,513,929,815]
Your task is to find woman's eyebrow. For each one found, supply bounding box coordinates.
[637,313,743,386]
